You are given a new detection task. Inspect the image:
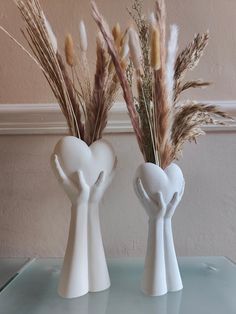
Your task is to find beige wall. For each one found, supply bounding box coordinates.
[0,133,236,260]
[0,0,236,260]
[0,0,236,102]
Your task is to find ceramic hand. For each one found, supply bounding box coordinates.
[53,154,90,206]
[89,157,117,204]
[86,158,117,292]
[164,181,185,292]
[136,178,168,295]
[165,181,185,219]
[135,178,167,220]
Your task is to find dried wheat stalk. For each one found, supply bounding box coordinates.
[92,0,233,168]
[91,1,145,156]
[171,102,231,158]
[174,32,209,103]
[0,0,122,144]
[127,1,156,163]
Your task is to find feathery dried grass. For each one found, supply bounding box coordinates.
[172,103,232,158]
[14,0,82,137]
[150,26,161,70]
[92,1,144,155]
[0,0,121,145]
[92,0,232,168]
[178,80,211,94]
[86,36,108,143]
[174,32,209,103]
[127,0,156,163]
[128,28,143,74]
[112,23,122,47]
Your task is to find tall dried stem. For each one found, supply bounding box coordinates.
[92,0,232,168]
[1,0,121,144]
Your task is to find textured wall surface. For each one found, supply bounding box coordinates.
[0,0,236,260]
[0,133,236,260]
[0,0,236,102]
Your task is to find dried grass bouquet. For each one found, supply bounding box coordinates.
[0,0,129,145]
[92,0,233,168]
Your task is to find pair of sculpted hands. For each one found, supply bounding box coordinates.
[53,152,184,217]
[135,176,185,295]
[53,155,117,207]
[135,178,185,221]
[53,154,116,297]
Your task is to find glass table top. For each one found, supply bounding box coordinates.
[0,257,235,314]
[0,258,30,291]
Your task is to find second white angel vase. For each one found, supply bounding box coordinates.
[134,162,185,296]
[51,136,117,298]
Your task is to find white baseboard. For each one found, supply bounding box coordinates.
[0,101,235,135]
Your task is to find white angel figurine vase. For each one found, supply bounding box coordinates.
[134,162,185,296]
[51,136,117,298]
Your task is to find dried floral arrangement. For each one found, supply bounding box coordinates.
[92,0,233,168]
[0,0,129,145]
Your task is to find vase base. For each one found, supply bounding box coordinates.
[89,282,111,293]
[141,288,168,297]
[58,282,111,299]
[141,282,168,297]
[141,284,184,297]
[167,285,183,293]
[58,287,89,299]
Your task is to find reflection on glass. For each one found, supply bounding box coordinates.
[0,258,236,314]
[88,290,110,314]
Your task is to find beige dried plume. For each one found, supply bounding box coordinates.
[42,13,58,53]
[0,0,121,144]
[128,28,143,74]
[150,25,161,70]
[171,102,232,159]
[79,20,88,52]
[91,1,144,155]
[65,34,75,67]
[112,23,122,47]
[92,0,233,168]
[174,32,209,102]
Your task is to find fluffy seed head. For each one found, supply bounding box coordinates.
[149,12,158,28]
[42,13,57,53]
[112,23,122,47]
[128,28,143,73]
[79,20,88,52]
[120,35,129,60]
[65,34,75,66]
[150,26,161,70]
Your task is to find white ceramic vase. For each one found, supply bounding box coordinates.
[134,162,185,296]
[51,136,117,298]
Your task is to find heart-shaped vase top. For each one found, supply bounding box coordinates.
[134,163,184,205]
[52,136,116,187]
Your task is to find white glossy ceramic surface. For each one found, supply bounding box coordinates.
[134,163,184,296]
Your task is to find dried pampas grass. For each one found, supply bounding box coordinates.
[0,0,124,145]
[92,0,233,168]
[128,28,143,73]
[91,1,144,154]
[174,32,209,103]
[42,13,58,53]
[166,25,178,105]
[171,102,231,158]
